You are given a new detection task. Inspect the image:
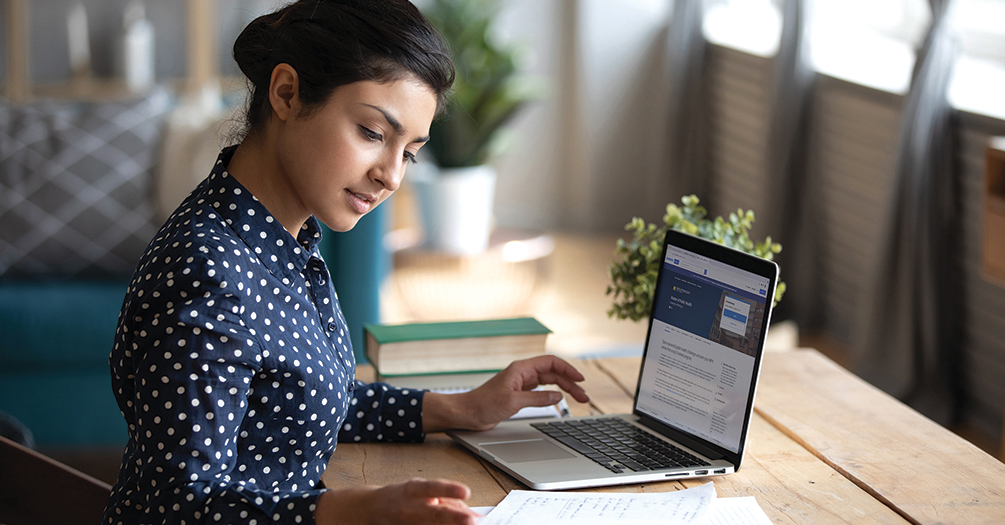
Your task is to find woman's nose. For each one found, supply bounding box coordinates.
[370,155,404,192]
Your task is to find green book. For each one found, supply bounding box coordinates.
[364,317,551,376]
[375,370,502,391]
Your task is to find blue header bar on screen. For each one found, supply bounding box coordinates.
[663,247,770,304]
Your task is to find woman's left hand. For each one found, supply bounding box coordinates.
[422,355,590,432]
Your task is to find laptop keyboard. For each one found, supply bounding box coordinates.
[531,417,710,474]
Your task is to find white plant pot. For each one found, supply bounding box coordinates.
[410,164,496,255]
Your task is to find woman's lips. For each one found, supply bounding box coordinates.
[346,189,376,214]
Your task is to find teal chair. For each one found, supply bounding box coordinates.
[0,280,128,447]
[320,204,390,364]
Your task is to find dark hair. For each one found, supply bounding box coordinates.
[232,0,455,140]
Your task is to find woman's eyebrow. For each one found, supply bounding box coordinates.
[362,103,430,143]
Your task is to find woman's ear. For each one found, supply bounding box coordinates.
[268,63,300,122]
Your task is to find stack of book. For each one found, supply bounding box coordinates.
[363,317,552,390]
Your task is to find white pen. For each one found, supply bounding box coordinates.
[557,397,572,418]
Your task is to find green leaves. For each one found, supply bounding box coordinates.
[423,0,538,168]
[607,195,787,322]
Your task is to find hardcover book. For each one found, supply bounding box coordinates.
[364,317,551,377]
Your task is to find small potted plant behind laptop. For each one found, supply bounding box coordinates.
[607,194,786,322]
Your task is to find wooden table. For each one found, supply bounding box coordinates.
[323,350,1005,524]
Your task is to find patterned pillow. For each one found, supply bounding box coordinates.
[0,89,171,278]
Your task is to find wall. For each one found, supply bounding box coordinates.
[491,0,676,232]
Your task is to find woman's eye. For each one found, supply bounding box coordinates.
[360,126,382,141]
[403,151,417,165]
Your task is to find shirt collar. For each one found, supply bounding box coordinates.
[205,146,324,284]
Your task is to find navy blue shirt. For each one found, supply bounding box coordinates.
[104,147,425,524]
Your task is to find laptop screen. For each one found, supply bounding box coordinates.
[635,232,774,455]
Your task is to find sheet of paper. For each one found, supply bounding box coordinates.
[702,497,773,525]
[473,506,495,523]
[480,482,716,525]
[476,495,773,525]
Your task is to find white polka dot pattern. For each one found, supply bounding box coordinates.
[103,147,425,524]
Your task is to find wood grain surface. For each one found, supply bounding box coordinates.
[326,351,1005,523]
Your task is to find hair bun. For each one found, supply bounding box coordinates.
[232,9,287,86]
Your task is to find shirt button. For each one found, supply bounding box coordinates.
[319,279,326,285]
[327,322,336,332]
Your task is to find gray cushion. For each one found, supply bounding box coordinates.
[0,89,170,278]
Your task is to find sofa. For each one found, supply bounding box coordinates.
[0,88,387,448]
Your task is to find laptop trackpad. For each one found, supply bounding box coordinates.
[482,440,576,463]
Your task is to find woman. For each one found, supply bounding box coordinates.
[103,1,589,524]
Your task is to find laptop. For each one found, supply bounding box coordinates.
[447,229,779,490]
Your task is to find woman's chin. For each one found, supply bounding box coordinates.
[319,213,364,233]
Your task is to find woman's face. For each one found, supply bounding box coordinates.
[276,76,438,232]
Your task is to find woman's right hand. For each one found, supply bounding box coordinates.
[316,478,481,525]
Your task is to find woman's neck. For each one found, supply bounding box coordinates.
[226,135,308,237]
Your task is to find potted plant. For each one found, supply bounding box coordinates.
[607,195,787,322]
[413,0,536,254]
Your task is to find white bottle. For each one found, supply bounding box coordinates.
[67,1,91,80]
[121,0,154,92]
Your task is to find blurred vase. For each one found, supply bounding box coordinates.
[410,163,496,255]
[120,0,154,92]
[67,2,91,80]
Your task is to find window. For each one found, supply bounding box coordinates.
[703,0,784,57]
[807,0,930,94]
[948,0,1005,119]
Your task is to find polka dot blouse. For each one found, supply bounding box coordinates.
[104,147,425,524]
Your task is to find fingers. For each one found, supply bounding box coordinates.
[530,370,589,403]
[404,478,471,501]
[555,376,591,403]
[513,389,564,408]
[321,481,478,525]
[447,356,592,430]
[522,354,585,382]
[428,504,479,525]
[401,479,479,525]
[512,355,591,403]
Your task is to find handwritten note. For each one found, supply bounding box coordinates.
[704,497,773,525]
[481,482,716,525]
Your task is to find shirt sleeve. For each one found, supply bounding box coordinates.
[337,381,425,443]
[115,255,324,524]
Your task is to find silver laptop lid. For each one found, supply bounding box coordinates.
[631,229,779,470]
